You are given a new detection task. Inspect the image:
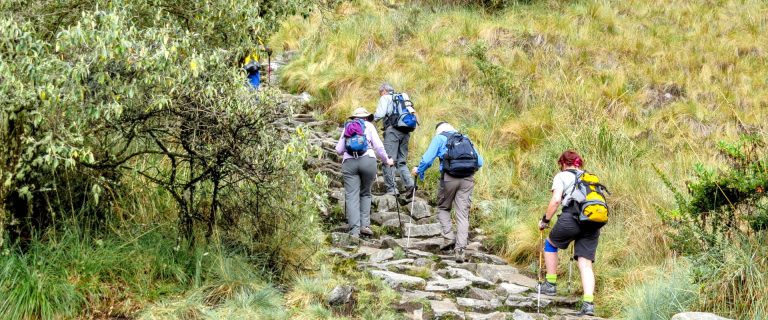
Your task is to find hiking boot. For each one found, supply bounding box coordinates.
[537,281,557,296]
[404,186,415,199]
[579,301,595,316]
[360,227,374,237]
[454,248,466,263]
[440,238,455,251]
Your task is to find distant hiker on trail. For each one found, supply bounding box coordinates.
[373,83,418,198]
[412,122,483,263]
[243,51,261,89]
[538,150,609,316]
[336,108,395,238]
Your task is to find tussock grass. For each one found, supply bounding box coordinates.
[271,0,768,315]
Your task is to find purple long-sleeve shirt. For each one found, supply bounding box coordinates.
[335,120,390,162]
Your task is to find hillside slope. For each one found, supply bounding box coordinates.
[270,0,768,317]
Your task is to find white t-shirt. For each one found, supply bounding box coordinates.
[551,170,582,207]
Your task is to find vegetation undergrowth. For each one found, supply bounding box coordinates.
[270,0,768,316]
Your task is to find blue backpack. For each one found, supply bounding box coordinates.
[344,119,369,157]
[386,93,418,133]
[441,132,479,178]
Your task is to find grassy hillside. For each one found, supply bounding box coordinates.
[270,0,768,316]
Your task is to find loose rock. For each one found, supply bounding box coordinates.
[326,285,353,306]
[456,297,502,311]
[369,270,426,288]
[671,312,733,320]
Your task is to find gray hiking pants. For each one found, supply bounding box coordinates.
[436,174,474,250]
[382,127,414,194]
[342,156,377,236]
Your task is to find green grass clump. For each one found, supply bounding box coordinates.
[269,0,768,316]
[621,260,697,319]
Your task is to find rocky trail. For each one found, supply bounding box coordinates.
[268,52,605,320]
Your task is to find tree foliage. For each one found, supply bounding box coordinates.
[657,134,768,254]
[0,0,322,278]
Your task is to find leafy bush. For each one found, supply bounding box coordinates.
[658,134,768,317]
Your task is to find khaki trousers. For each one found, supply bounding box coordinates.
[436,174,474,250]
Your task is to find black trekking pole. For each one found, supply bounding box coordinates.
[265,46,273,86]
[394,193,405,238]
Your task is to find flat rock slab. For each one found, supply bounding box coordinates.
[466,312,509,320]
[469,251,507,264]
[671,312,733,320]
[456,297,503,312]
[400,290,442,303]
[476,263,519,283]
[443,267,494,286]
[404,223,442,237]
[371,211,412,225]
[497,282,530,296]
[505,295,550,308]
[406,249,435,258]
[466,287,499,301]
[430,299,465,319]
[425,278,472,292]
[395,237,443,252]
[358,246,394,264]
[541,295,580,306]
[369,270,426,288]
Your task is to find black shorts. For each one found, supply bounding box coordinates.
[549,206,602,261]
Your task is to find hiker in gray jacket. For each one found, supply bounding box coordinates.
[373,83,416,198]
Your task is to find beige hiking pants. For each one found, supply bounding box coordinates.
[436,174,474,250]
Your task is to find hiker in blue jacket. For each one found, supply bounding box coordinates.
[412,122,483,263]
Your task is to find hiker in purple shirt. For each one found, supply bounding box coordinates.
[336,108,394,237]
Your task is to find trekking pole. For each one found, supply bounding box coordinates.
[394,191,405,239]
[406,180,417,248]
[537,229,544,314]
[265,46,273,86]
[568,245,574,294]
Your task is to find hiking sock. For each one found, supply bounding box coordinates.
[545,274,557,284]
[583,294,594,303]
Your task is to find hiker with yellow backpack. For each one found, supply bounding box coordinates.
[538,150,609,316]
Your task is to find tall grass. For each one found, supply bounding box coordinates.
[270,0,768,315]
[621,259,697,320]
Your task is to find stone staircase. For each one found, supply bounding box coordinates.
[271,51,606,320]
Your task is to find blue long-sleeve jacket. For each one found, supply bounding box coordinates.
[415,131,484,180]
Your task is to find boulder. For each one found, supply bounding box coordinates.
[373,195,399,212]
[406,198,432,219]
[369,270,426,288]
[456,297,502,311]
[671,312,733,320]
[404,223,442,237]
[430,299,465,319]
[326,285,353,306]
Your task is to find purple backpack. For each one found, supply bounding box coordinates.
[343,119,369,156]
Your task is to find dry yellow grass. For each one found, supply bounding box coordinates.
[270,0,768,315]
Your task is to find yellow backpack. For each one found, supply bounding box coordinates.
[566,170,610,224]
